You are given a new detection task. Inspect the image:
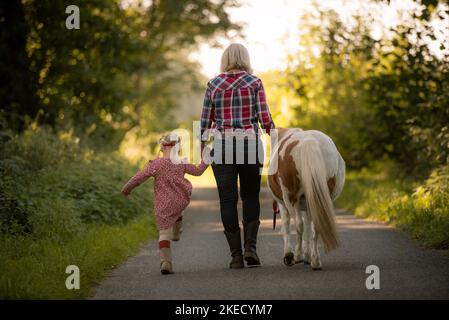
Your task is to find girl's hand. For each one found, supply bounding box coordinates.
[121,189,130,197]
[180,157,189,164]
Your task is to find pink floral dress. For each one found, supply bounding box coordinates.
[122,158,208,230]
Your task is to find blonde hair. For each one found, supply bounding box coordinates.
[220,43,253,74]
[158,132,181,148]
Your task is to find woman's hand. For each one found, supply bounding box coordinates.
[202,145,213,165]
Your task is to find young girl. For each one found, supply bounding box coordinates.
[121,133,209,274]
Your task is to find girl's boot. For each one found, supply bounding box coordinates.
[172,220,183,241]
[159,241,173,274]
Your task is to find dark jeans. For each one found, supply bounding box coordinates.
[211,136,263,232]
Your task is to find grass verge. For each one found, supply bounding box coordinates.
[0,214,155,299]
[336,165,449,250]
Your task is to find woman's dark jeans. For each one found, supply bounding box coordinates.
[211,136,263,233]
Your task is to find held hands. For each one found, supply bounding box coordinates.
[201,145,213,165]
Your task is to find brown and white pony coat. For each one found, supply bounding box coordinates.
[268,128,345,270]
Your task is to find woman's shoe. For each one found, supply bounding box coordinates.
[224,229,244,269]
[172,220,183,241]
[159,247,173,274]
[243,220,261,266]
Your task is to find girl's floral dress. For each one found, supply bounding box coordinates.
[122,158,208,230]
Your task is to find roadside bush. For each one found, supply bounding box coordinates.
[337,164,449,249]
[0,126,152,237]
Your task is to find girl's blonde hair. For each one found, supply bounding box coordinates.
[220,43,253,74]
[158,132,181,147]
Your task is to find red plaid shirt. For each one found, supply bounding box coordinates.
[200,71,275,141]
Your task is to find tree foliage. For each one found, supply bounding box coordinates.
[284,0,449,174]
[0,0,240,147]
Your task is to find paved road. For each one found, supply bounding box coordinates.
[92,187,449,299]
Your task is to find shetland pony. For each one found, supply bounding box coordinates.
[268,128,345,270]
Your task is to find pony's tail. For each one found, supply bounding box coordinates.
[297,138,340,252]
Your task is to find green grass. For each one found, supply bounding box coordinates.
[0,214,155,299]
[0,127,157,298]
[337,165,449,250]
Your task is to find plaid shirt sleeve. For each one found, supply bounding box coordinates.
[200,85,214,141]
[255,80,275,134]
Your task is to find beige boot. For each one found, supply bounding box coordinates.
[172,220,183,241]
[159,247,173,274]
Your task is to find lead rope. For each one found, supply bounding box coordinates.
[272,200,280,230]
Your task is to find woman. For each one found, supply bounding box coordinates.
[200,43,275,268]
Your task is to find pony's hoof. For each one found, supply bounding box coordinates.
[283,252,294,266]
[294,259,303,264]
[312,267,322,271]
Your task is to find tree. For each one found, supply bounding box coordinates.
[0,0,241,146]
[0,0,41,130]
[285,0,449,172]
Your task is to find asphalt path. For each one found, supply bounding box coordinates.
[92,187,449,299]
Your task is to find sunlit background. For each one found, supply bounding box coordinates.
[196,0,448,77]
[189,0,449,156]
